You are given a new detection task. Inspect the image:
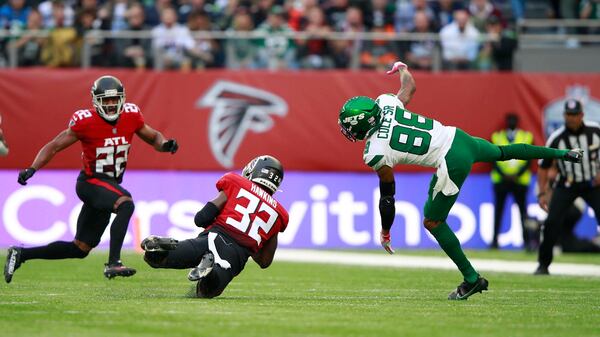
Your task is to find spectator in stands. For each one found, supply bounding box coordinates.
[40,0,77,67]
[144,0,172,27]
[329,38,350,68]
[226,10,258,69]
[479,15,517,71]
[366,0,395,30]
[296,6,334,69]
[114,2,151,68]
[439,9,479,71]
[74,8,98,65]
[395,0,435,33]
[254,5,296,70]
[431,0,464,29]
[212,0,241,30]
[186,10,220,69]
[359,20,397,71]
[340,6,365,68]
[11,8,44,67]
[324,0,349,32]
[79,0,99,12]
[39,0,75,28]
[404,9,436,70]
[178,0,207,24]
[287,0,320,31]
[580,0,600,35]
[467,0,503,33]
[151,6,195,70]
[250,0,277,27]
[97,0,132,32]
[0,0,31,29]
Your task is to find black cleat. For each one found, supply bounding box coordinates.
[140,235,179,252]
[188,252,214,282]
[563,149,583,163]
[103,261,136,279]
[4,246,23,284]
[448,276,489,300]
[534,265,550,275]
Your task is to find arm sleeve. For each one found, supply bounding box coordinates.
[379,180,395,231]
[194,202,220,228]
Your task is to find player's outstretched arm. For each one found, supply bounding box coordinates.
[252,234,278,269]
[136,124,179,154]
[387,61,416,106]
[376,165,396,254]
[18,128,78,185]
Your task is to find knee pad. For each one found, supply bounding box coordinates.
[72,245,90,259]
[117,200,135,217]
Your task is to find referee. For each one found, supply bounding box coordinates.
[536,99,599,275]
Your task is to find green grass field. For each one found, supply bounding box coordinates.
[1,250,599,337]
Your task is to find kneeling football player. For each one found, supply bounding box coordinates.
[141,155,289,298]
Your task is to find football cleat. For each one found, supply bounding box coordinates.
[103,261,136,279]
[188,252,214,282]
[140,235,179,252]
[563,149,583,163]
[448,276,489,300]
[533,265,550,275]
[4,246,23,284]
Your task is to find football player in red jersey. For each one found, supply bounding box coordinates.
[141,155,289,298]
[4,75,179,283]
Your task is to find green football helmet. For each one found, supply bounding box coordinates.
[338,96,382,142]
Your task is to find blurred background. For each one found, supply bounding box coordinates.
[0,0,599,253]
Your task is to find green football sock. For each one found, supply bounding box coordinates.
[430,222,479,284]
[499,144,566,161]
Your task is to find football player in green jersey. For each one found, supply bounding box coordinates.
[338,61,583,300]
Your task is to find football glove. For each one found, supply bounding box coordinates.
[386,61,408,75]
[380,230,395,254]
[161,139,179,154]
[17,167,36,185]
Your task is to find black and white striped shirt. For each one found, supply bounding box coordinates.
[540,121,600,187]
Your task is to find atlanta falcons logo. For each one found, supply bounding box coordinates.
[197,81,288,168]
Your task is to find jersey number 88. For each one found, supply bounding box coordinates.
[389,108,433,155]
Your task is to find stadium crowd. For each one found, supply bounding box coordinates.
[0,0,596,70]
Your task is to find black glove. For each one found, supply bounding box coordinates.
[18,167,36,185]
[161,139,178,154]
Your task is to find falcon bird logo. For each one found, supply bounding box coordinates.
[197,81,288,168]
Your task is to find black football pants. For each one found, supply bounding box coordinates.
[144,228,250,298]
[538,184,600,268]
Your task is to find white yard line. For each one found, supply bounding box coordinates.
[275,249,600,277]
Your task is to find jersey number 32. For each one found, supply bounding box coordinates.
[226,188,278,245]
